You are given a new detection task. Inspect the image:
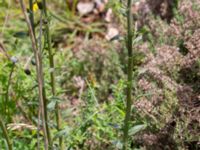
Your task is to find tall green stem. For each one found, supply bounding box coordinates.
[19,0,50,149]
[42,0,63,149]
[123,0,133,149]
[0,117,12,150]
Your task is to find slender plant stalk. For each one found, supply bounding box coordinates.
[123,0,133,149]
[72,0,78,16]
[19,0,50,149]
[65,0,70,13]
[37,10,45,150]
[5,64,15,119]
[0,43,9,115]
[0,117,12,150]
[37,105,41,150]
[29,0,35,36]
[42,0,63,149]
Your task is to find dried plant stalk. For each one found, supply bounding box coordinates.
[19,0,51,149]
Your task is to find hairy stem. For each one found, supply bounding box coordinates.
[19,0,50,149]
[0,117,12,150]
[42,0,63,149]
[123,0,133,149]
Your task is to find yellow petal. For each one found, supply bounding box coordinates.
[33,3,39,12]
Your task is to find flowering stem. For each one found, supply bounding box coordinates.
[19,0,50,149]
[42,0,63,149]
[123,0,133,149]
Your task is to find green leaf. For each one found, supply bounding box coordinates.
[48,96,62,110]
[128,124,146,136]
[113,140,123,149]
[47,100,56,110]
[53,127,71,139]
[133,35,143,45]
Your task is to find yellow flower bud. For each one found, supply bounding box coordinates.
[33,2,39,12]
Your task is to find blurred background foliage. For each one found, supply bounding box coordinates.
[0,0,200,149]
